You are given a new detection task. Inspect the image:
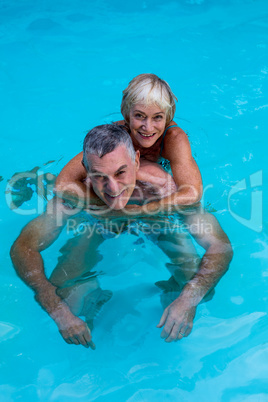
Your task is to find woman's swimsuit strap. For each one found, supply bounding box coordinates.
[160,124,178,156]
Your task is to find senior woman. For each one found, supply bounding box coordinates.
[55,73,202,212]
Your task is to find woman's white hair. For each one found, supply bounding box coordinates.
[121,73,178,124]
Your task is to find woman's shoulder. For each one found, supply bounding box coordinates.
[164,123,189,145]
[161,124,191,160]
[162,122,188,145]
[164,121,186,136]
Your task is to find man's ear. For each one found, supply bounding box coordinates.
[82,159,91,182]
[135,150,140,171]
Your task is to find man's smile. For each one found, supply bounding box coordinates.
[104,188,126,200]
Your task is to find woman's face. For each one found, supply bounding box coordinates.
[128,103,167,148]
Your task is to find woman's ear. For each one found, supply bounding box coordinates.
[135,150,140,171]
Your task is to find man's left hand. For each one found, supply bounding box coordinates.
[157,297,196,342]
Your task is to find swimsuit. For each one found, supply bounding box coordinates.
[158,124,178,173]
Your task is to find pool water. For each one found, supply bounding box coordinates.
[1,0,268,400]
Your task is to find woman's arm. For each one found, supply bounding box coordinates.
[125,126,203,214]
[161,126,203,204]
[55,152,87,206]
[54,152,104,208]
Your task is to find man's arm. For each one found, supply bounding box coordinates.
[157,210,233,342]
[10,198,94,349]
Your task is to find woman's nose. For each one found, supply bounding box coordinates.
[142,119,154,133]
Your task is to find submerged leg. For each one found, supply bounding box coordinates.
[81,288,113,330]
[156,230,215,305]
[156,230,201,286]
[49,229,112,328]
[49,225,104,288]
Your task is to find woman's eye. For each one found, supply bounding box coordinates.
[154,115,163,120]
[135,113,143,118]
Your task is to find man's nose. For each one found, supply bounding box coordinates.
[105,177,120,194]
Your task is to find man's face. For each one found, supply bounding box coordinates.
[86,145,140,210]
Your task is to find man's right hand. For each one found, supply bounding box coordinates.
[35,288,95,349]
[56,313,95,349]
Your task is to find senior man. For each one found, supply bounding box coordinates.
[10,124,233,349]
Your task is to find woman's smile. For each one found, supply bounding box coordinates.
[137,131,157,139]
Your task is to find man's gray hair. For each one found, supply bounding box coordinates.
[83,124,136,170]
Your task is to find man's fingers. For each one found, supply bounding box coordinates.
[165,323,180,343]
[59,322,95,349]
[184,325,192,337]
[60,330,74,344]
[174,325,192,341]
[175,328,185,341]
[161,321,174,339]
[72,332,95,349]
[84,324,92,341]
[88,340,96,350]
[70,337,80,345]
[63,335,95,349]
[64,338,73,344]
[81,335,96,350]
[157,308,168,328]
[84,324,95,349]
[76,334,88,347]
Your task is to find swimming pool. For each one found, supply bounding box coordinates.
[1,0,268,400]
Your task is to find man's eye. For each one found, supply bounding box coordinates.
[92,174,105,181]
[116,171,125,176]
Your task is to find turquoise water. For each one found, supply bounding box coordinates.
[1,0,268,400]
